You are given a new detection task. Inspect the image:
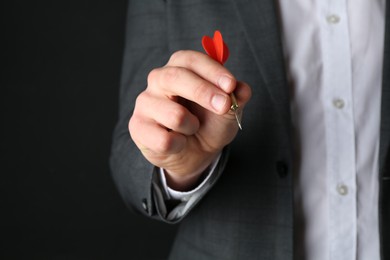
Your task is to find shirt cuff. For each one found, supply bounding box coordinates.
[158,152,222,201]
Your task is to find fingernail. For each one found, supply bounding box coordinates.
[218,75,233,91]
[211,94,227,112]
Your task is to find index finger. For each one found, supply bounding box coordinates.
[148,65,231,114]
[166,50,237,94]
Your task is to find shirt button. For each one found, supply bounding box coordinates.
[337,184,348,196]
[333,98,345,109]
[327,14,341,24]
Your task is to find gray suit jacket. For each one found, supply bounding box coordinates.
[110,1,390,259]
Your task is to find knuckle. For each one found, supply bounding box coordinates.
[168,107,187,128]
[128,116,140,141]
[162,66,182,84]
[147,68,160,86]
[169,50,199,68]
[133,92,151,114]
[128,114,141,133]
[168,50,187,64]
[135,91,148,106]
[155,133,174,154]
[182,52,197,68]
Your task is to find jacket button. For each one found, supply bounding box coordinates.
[276,161,288,178]
[141,198,148,212]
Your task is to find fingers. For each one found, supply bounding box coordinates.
[166,50,236,93]
[135,91,200,135]
[129,116,187,156]
[148,66,231,114]
[147,50,238,115]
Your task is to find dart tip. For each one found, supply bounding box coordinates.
[235,113,242,130]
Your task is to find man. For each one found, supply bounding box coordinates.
[110,1,390,259]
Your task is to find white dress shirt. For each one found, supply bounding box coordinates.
[158,0,386,259]
[279,0,385,259]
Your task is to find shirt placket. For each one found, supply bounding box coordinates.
[320,0,357,259]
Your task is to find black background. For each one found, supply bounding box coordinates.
[2,1,177,259]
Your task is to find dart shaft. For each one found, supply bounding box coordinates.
[230,93,239,111]
[229,93,242,130]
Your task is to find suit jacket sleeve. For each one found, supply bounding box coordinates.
[109,0,228,223]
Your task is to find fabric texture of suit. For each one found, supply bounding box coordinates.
[110,1,390,259]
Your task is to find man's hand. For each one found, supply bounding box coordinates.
[129,50,251,190]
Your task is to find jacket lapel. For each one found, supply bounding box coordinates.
[230,0,289,108]
[230,0,293,157]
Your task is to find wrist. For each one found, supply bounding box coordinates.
[164,164,209,191]
[164,152,220,191]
